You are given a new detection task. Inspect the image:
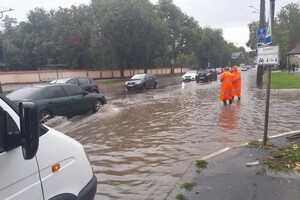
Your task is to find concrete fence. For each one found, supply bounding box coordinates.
[0,67,189,84]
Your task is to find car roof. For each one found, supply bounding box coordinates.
[186,70,197,73]
[23,83,74,88]
[50,77,75,83]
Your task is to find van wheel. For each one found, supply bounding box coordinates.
[93,99,103,113]
[40,111,52,123]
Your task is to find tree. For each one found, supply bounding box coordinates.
[156,0,200,66]
[275,3,300,66]
[246,21,259,50]
[91,0,168,77]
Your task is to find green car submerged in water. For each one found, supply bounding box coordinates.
[7,83,107,122]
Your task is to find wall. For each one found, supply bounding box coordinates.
[0,67,189,84]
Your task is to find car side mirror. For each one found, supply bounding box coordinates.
[19,102,40,160]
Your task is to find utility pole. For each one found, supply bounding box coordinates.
[263,0,276,145]
[256,0,266,88]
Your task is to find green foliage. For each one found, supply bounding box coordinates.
[175,193,187,200]
[195,160,208,169]
[181,182,196,191]
[262,142,300,172]
[1,0,243,71]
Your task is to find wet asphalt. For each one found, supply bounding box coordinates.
[165,132,300,200]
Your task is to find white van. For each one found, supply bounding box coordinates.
[0,94,97,200]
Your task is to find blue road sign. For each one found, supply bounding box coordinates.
[256,29,267,39]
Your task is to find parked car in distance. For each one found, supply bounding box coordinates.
[50,77,99,93]
[196,69,218,83]
[7,84,107,122]
[182,70,198,81]
[240,66,248,71]
[125,73,157,91]
[216,67,223,74]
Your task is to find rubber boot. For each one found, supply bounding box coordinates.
[229,99,232,105]
[238,96,241,101]
[223,100,227,105]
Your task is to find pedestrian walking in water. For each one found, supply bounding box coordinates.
[232,65,241,100]
[220,67,233,105]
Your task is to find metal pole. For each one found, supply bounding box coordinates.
[263,0,275,145]
[263,65,271,145]
[256,0,266,88]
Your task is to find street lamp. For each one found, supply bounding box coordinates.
[0,8,14,19]
[249,5,260,12]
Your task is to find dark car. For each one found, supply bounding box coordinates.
[125,73,157,91]
[196,69,218,83]
[50,77,99,93]
[7,84,107,122]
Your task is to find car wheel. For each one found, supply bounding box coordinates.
[40,111,52,123]
[91,89,98,93]
[153,81,157,88]
[93,99,103,113]
[141,84,146,91]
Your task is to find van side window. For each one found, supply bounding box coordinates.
[0,111,20,153]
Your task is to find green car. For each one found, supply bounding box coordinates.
[7,84,107,122]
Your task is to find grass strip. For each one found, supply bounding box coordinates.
[264,72,300,89]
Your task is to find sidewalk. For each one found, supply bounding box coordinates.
[165,132,300,200]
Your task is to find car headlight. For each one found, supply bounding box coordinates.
[136,80,142,84]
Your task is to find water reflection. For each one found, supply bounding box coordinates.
[217,102,241,132]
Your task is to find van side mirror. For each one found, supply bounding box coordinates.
[19,102,40,160]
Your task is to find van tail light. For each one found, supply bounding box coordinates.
[52,164,61,172]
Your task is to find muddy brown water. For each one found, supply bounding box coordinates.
[46,69,300,200]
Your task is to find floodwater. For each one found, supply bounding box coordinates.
[46,69,300,200]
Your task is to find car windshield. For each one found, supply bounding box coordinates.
[131,74,145,80]
[7,87,41,101]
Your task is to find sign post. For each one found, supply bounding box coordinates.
[257,45,279,145]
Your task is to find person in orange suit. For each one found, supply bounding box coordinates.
[232,65,241,100]
[220,66,233,105]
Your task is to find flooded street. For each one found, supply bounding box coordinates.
[47,69,300,200]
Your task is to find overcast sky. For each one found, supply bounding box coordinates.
[1,0,299,50]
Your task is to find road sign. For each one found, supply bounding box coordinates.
[256,41,264,55]
[257,45,279,65]
[256,29,267,39]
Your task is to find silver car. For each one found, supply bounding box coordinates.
[182,70,198,81]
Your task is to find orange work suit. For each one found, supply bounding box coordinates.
[232,67,241,98]
[219,70,233,101]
